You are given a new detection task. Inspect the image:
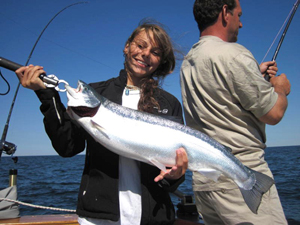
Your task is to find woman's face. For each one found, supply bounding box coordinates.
[124,30,162,86]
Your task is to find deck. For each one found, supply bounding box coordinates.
[0,214,201,225]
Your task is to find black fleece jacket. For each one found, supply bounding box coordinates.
[35,70,185,224]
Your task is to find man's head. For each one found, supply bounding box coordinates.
[193,0,242,42]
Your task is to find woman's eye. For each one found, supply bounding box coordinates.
[152,51,161,57]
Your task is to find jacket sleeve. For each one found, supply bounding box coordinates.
[157,89,184,124]
[35,88,86,157]
[171,97,184,122]
[158,175,185,192]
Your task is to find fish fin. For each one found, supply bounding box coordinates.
[149,159,167,172]
[198,169,222,182]
[91,120,110,140]
[239,169,274,214]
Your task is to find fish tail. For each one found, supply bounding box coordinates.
[239,169,274,214]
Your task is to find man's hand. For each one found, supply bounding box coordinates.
[260,61,278,79]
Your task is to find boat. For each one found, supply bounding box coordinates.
[0,167,203,224]
[0,214,78,225]
[0,215,201,225]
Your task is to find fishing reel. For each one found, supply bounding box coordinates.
[0,141,17,155]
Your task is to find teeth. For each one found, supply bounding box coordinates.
[137,60,148,66]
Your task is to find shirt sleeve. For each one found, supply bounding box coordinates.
[227,50,278,118]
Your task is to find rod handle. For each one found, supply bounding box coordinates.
[264,74,271,81]
[0,57,23,71]
[0,56,58,86]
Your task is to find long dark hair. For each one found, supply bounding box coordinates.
[124,20,176,113]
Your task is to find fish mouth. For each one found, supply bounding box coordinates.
[66,80,101,118]
[70,105,100,118]
[65,84,78,99]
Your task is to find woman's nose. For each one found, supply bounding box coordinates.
[141,47,151,57]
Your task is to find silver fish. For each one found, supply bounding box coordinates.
[65,80,274,214]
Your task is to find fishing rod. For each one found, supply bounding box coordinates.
[0,2,88,159]
[265,0,300,81]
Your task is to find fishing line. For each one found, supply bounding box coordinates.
[0,69,10,96]
[263,0,299,81]
[0,2,113,93]
[260,6,294,64]
[0,1,88,158]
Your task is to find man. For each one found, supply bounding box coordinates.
[180,0,290,224]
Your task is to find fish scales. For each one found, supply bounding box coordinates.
[103,95,249,182]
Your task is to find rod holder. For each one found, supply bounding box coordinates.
[9,169,17,186]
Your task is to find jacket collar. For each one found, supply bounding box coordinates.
[116,69,128,88]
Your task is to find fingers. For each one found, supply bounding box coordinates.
[174,148,188,173]
[266,65,278,76]
[154,171,165,182]
[260,61,278,77]
[154,148,188,182]
[15,65,46,90]
[270,73,291,96]
[260,61,276,68]
[263,61,277,67]
[15,66,28,79]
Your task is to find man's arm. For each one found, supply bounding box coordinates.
[259,73,290,125]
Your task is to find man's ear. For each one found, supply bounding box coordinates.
[222,4,231,23]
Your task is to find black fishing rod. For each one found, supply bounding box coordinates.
[265,0,300,81]
[0,2,88,159]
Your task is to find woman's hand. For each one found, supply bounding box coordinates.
[15,65,46,90]
[154,148,188,182]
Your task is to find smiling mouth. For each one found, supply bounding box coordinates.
[136,59,149,67]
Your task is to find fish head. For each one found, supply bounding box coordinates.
[65,80,101,119]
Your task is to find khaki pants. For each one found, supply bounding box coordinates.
[194,185,287,225]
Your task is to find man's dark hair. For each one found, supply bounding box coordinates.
[193,0,237,32]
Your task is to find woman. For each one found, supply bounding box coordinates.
[16,21,188,225]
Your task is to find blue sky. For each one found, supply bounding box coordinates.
[1,0,299,156]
